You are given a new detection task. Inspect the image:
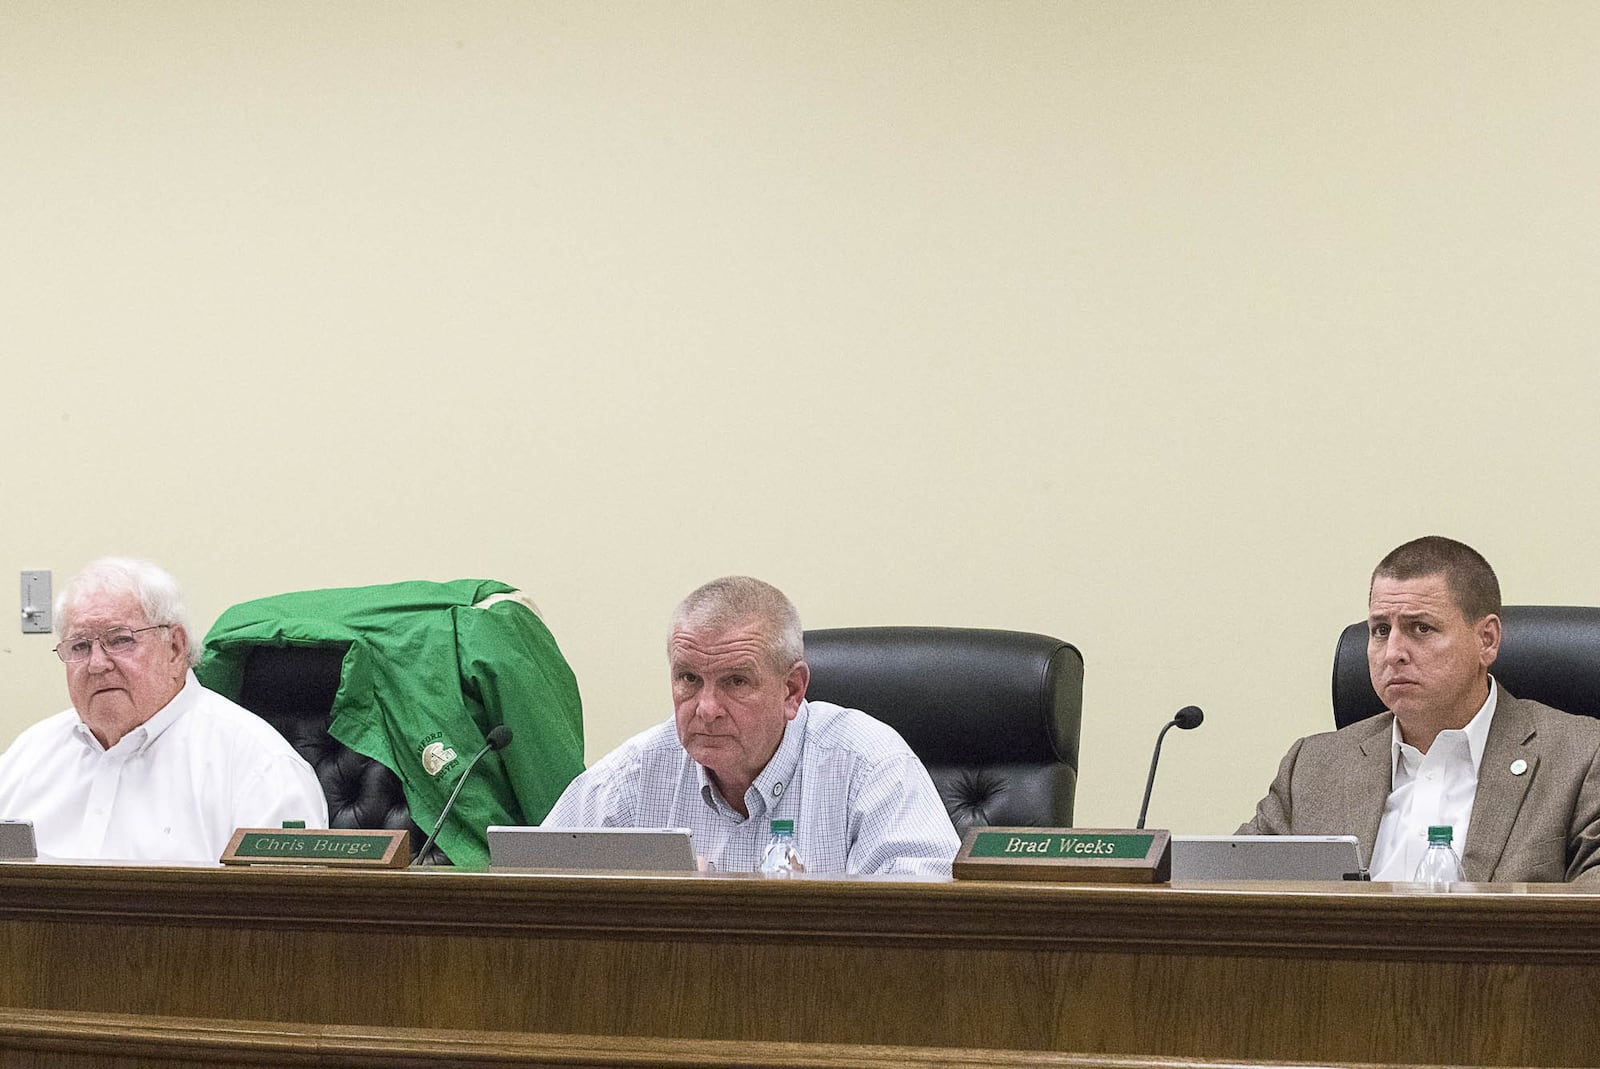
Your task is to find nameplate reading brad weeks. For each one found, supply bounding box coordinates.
[220,828,412,869]
[953,828,1171,883]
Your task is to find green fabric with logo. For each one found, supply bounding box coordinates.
[195,579,585,867]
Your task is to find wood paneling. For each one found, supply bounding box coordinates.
[0,1009,1496,1069]
[1,864,1597,1066]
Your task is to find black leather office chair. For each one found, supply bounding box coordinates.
[803,627,1082,829]
[1332,605,1600,729]
[235,643,435,856]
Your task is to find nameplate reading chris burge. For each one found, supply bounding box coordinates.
[952,827,1171,883]
[220,827,412,868]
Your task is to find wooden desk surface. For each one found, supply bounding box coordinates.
[1,862,1598,1066]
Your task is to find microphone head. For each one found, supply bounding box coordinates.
[486,725,514,750]
[1174,706,1204,730]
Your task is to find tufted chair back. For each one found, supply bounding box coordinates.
[1332,605,1600,729]
[803,627,1082,829]
[235,643,435,859]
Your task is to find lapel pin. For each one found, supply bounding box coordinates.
[1510,759,1528,776]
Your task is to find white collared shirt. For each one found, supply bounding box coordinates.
[1369,677,1497,881]
[0,671,328,861]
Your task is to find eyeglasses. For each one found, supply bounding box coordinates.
[54,625,171,663]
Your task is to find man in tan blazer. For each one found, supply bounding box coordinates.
[1240,536,1600,883]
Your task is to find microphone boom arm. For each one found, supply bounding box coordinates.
[1136,721,1178,830]
[1135,706,1203,830]
[412,725,514,865]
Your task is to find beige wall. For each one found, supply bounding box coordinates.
[4,1,1599,833]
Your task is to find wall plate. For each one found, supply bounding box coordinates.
[21,570,51,634]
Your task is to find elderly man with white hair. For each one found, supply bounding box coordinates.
[0,558,327,861]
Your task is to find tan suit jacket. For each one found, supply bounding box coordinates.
[1239,687,1600,883]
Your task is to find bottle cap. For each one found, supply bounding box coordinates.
[770,819,795,835]
[1427,825,1453,844]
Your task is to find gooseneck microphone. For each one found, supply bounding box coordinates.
[1135,706,1204,830]
[411,725,514,866]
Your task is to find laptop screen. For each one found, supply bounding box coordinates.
[486,826,697,872]
[0,820,37,861]
[1171,834,1365,881]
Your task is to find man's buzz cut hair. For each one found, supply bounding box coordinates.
[669,576,804,673]
[1371,535,1502,622]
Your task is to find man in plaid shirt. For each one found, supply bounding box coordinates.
[544,576,959,876]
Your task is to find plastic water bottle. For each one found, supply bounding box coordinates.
[758,819,805,876]
[1412,825,1463,890]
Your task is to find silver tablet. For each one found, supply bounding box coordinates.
[0,820,38,861]
[486,826,696,872]
[1171,834,1364,881]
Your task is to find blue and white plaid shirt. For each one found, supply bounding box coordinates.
[543,700,959,876]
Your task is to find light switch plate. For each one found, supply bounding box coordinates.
[21,570,51,633]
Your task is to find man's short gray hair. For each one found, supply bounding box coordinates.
[55,557,201,667]
[669,576,804,673]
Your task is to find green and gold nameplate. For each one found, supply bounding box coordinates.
[953,827,1171,883]
[220,827,412,868]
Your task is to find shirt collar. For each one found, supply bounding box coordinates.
[1389,675,1498,778]
[73,670,199,755]
[695,701,810,820]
